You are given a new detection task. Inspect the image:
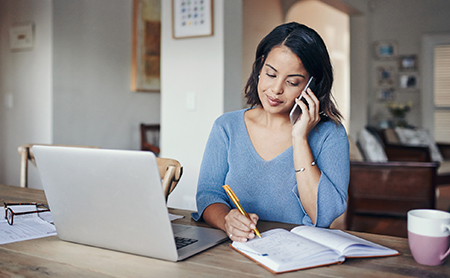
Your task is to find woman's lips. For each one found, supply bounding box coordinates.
[266,95,283,106]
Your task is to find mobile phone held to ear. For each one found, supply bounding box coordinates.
[289,76,315,125]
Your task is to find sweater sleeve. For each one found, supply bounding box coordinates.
[293,123,350,227]
[191,118,232,221]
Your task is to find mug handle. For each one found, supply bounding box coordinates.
[441,223,450,260]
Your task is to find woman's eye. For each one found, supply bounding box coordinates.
[287,81,299,86]
[266,73,276,78]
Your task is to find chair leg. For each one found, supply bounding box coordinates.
[19,147,29,188]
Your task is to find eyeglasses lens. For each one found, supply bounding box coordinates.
[6,208,13,225]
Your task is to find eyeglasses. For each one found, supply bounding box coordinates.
[3,202,50,225]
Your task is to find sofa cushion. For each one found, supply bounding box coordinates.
[348,136,364,161]
[357,129,388,162]
[395,127,444,162]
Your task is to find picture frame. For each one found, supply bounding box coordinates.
[172,0,213,39]
[131,0,161,92]
[374,41,398,59]
[398,55,418,71]
[376,65,396,87]
[399,73,419,89]
[376,88,395,101]
[9,23,34,51]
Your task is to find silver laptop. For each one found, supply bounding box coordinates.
[32,145,227,261]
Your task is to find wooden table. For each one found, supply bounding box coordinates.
[1,184,449,277]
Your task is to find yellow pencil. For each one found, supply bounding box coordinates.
[222,185,261,238]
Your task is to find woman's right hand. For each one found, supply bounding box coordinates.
[224,209,259,242]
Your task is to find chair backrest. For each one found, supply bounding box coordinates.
[378,128,432,162]
[18,144,183,202]
[156,157,183,202]
[18,144,100,188]
[140,124,160,155]
[346,160,439,237]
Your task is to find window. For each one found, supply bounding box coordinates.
[433,45,450,142]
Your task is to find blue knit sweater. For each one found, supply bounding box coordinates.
[192,109,349,227]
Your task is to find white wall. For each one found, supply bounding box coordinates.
[161,0,242,210]
[52,0,160,149]
[0,0,52,188]
[0,0,162,189]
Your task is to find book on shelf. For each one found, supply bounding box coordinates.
[231,226,400,274]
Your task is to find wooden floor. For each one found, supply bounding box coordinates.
[330,185,450,231]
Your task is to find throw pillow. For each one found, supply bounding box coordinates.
[348,135,364,161]
[395,127,444,162]
[357,129,388,162]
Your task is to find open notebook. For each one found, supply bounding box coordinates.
[231,226,399,273]
[32,145,227,261]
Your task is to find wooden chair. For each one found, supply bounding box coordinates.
[346,160,439,237]
[156,157,183,201]
[140,124,160,155]
[18,144,183,202]
[18,144,100,188]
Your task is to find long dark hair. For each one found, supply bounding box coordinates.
[244,22,342,123]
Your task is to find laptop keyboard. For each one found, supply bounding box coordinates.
[175,236,198,249]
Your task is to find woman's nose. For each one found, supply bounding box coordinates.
[271,79,284,95]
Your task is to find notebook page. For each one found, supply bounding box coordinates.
[290,226,398,256]
[232,228,342,271]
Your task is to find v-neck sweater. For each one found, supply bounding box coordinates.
[192,109,349,227]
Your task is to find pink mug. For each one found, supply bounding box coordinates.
[407,209,450,266]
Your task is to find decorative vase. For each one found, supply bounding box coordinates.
[393,115,407,127]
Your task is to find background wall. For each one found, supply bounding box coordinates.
[0,0,161,189]
[52,0,160,150]
[161,0,243,210]
[0,0,53,189]
[242,0,283,88]
[342,0,450,129]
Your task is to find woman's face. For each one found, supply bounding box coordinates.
[257,45,310,115]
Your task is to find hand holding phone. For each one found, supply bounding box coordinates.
[289,76,315,125]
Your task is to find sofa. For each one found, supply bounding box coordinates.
[376,127,450,187]
[346,128,440,237]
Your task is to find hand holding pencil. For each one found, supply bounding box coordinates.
[223,185,261,239]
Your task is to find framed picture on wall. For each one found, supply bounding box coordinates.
[399,73,419,89]
[374,41,398,59]
[399,55,418,71]
[376,88,395,101]
[172,0,214,39]
[131,0,161,92]
[376,65,396,87]
[9,23,34,51]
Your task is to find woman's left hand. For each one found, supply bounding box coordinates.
[291,88,321,139]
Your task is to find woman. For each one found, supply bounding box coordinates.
[192,22,349,243]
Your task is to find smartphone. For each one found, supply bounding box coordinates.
[289,76,315,125]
